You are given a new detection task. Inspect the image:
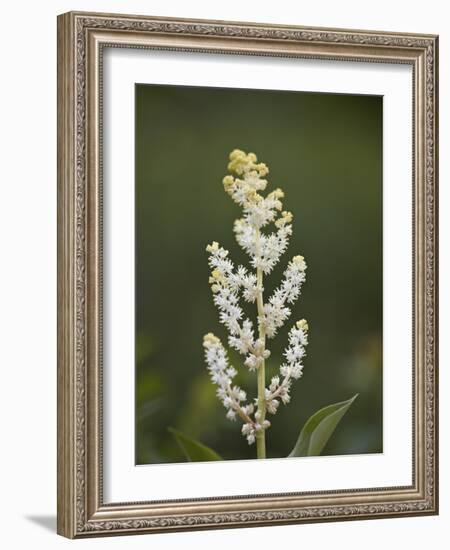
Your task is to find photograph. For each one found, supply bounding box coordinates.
[135,84,383,464]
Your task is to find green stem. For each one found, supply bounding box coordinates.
[255,230,266,459]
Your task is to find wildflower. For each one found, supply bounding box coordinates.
[265,320,309,411]
[204,150,308,452]
[263,256,307,337]
[203,333,252,425]
[206,241,219,253]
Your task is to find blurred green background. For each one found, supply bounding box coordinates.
[135,84,383,464]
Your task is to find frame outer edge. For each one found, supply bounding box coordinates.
[56,10,439,537]
[57,12,77,539]
[430,35,439,514]
[435,35,439,515]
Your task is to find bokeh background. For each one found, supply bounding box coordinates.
[135,84,382,465]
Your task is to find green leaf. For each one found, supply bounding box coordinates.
[168,428,222,462]
[288,394,359,457]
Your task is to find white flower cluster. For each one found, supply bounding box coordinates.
[203,333,257,438]
[234,219,293,274]
[265,320,309,414]
[263,255,307,338]
[204,149,308,447]
[241,417,271,446]
[206,241,271,371]
[206,241,256,354]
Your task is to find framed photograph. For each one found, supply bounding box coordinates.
[57,11,439,538]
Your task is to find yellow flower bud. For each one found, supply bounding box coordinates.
[292,255,307,270]
[275,219,283,228]
[296,319,309,331]
[257,163,269,176]
[275,210,293,228]
[229,149,245,160]
[203,333,220,346]
[223,175,234,194]
[228,159,244,174]
[206,241,219,253]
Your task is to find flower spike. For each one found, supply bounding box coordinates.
[204,150,308,453]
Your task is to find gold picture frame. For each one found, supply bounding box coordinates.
[57,11,439,538]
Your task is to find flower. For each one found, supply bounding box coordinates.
[203,333,250,423]
[263,255,307,337]
[264,320,309,412]
[204,149,308,448]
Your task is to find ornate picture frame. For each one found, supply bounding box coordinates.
[57,11,438,538]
